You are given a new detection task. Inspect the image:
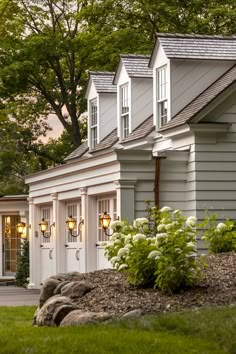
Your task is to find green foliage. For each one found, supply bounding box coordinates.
[15,239,29,288]
[202,214,236,253]
[105,207,204,293]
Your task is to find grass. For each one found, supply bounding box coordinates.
[0,305,235,353]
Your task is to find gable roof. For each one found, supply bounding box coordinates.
[159,64,236,132]
[64,141,89,161]
[113,54,152,84]
[87,72,116,96]
[122,115,154,144]
[156,33,236,61]
[90,129,118,153]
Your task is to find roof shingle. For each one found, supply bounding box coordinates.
[64,141,89,161]
[90,129,118,153]
[157,33,236,60]
[89,72,116,93]
[159,64,236,132]
[122,115,154,143]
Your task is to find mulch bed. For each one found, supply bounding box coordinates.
[70,252,236,315]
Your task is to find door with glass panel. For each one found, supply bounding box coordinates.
[2,215,21,275]
[96,197,117,270]
[65,203,84,272]
[40,207,54,281]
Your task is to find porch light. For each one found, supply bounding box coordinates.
[66,216,84,238]
[100,212,113,236]
[39,218,55,238]
[16,222,27,239]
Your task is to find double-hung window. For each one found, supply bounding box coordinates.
[90,98,98,148]
[121,84,129,139]
[157,66,168,127]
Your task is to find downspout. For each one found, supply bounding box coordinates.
[154,157,165,208]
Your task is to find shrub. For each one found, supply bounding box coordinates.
[104,206,204,293]
[202,214,236,253]
[16,239,29,288]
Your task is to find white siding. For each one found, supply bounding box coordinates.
[99,93,117,141]
[171,60,232,117]
[131,78,153,131]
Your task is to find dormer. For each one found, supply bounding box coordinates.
[85,72,117,150]
[113,55,153,141]
[150,33,235,131]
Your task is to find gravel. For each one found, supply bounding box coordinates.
[66,252,236,315]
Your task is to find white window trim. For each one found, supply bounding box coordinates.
[157,65,168,128]
[90,98,98,148]
[120,83,130,139]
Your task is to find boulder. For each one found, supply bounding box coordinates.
[60,310,112,327]
[39,278,60,308]
[122,309,143,319]
[54,281,71,295]
[61,281,92,299]
[50,272,81,282]
[35,295,78,326]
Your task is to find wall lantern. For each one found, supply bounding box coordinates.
[66,216,84,238]
[100,211,116,236]
[16,222,27,240]
[39,218,55,238]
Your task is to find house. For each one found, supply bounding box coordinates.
[0,195,29,280]
[23,33,236,288]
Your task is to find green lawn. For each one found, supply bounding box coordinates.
[0,305,235,353]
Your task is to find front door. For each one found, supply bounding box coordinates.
[96,197,116,270]
[2,215,21,276]
[40,207,54,282]
[65,203,84,272]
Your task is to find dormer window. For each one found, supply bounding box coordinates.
[90,98,98,148]
[157,65,168,127]
[121,84,129,139]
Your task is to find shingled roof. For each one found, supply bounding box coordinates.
[64,141,89,161]
[90,129,118,153]
[159,64,236,132]
[156,33,236,60]
[89,72,116,94]
[122,115,154,144]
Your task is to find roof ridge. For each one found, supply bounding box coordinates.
[156,32,236,40]
[120,54,150,59]
[89,71,115,76]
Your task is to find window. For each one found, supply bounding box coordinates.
[67,203,82,242]
[121,85,129,139]
[157,66,168,127]
[97,197,117,242]
[41,207,51,243]
[90,99,98,148]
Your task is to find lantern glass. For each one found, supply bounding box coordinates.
[16,222,26,235]
[100,212,111,229]
[39,218,48,233]
[66,216,76,231]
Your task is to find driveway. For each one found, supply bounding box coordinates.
[0,286,40,306]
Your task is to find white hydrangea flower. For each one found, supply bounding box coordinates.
[188,252,198,257]
[110,220,124,231]
[118,264,128,271]
[110,232,121,241]
[133,217,149,229]
[166,223,174,231]
[156,233,167,239]
[114,239,121,245]
[175,229,183,236]
[124,243,133,249]
[173,209,182,216]
[157,224,166,232]
[133,234,146,241]
[124,235,132,244]
[186,241,196,249]
[148,250,161,259]
[186,216,197,227]
[216,223,227,231]
[117,247,129,257]
[110,256,121,264]
[160,206,171,213]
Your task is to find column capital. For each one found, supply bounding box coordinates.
[114,180,136,189]
[27,197,34,204]
[80,187,88,195]
[51,192,58,200]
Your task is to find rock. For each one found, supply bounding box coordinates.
[54,281,71,295]
[35,295,78,326]
[122,309,143,319]
[61,281,92,299]
[60,310,112,327]
[50,272,81,282]
[39,278,60,308]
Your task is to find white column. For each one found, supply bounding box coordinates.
[51,193,59,275]
[28,197,41,289]
[80,187,88,273]
[115,180,136,221]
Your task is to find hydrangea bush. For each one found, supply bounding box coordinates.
[104,206,205,293]
[201,213,236,253]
